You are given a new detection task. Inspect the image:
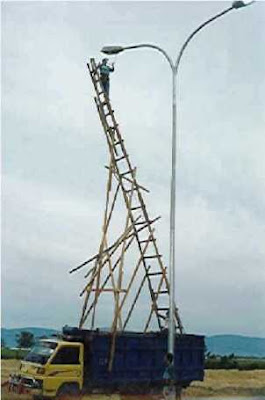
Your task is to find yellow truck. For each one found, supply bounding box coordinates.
[10,326,204,398]
[11,339,83,398]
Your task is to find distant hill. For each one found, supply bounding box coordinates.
[1,327,59,348]
[2,328,265,358]
[206,334,265,358]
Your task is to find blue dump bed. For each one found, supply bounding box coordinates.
[63,327,204,390]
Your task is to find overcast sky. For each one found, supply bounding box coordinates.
[2,1,265,337]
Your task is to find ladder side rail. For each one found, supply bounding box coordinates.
[123,266,151,331]
[101,101,169,279]
[80,222,157,326]
[101,94,183,332]
[90,157,117,329]
[88,61,106,101]
[108,181,136,371]
[144,266,169,332]
[95,100,163,330]
[105,114,170,329]
[106,166,149,193]
[80,215,155,298]
[80,220,158,325]
[103,235,123,329]
[79,257,100,328]
[111,177,135,336]
[117,231,154,328]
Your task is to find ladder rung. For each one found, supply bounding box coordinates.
[130,206,142,211]
[115,155,127,162]
[91,288,127,293]
[154,290,168,295]
[135,220,150,225]
[105,110,114,117]
[157,307,169,311]
[135,217,160,227]
[121,169,134,177]
[139,238,156,243]
[108,127,115,132]
[147,271,163,276]
[143,255,162,259]
[157,314,166,320]
[114,139,123,146]
[99,90,106,97]
[135,216,157,226]
[124,188,136,193]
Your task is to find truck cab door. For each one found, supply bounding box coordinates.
[44,344,83,396]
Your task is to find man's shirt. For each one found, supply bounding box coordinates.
[163,363,175,380]
[100,64,114,79]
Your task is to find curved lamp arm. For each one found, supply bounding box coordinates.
[121,44,174,71]
[102,43,174,71]
[175,5,233,73]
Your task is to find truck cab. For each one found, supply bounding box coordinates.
[12,339,83,398]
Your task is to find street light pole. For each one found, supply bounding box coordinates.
[101,0,254,356]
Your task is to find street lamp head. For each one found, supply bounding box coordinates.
[232,0,255,9]
[101,46,124,55]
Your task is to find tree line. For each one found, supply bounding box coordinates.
[205,351,265,370]
[1,330,47,351]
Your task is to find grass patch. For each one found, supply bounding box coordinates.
[1,348,28,360]
[205,355,265,370]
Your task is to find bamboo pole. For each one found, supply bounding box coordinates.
[123,266,151,330]
[79,216,157,298]
[116,231,154,325]
[91,161,113,328]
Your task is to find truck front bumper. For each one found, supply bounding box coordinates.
[9,374,43,395]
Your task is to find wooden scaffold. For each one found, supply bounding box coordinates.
[70,58,183,369]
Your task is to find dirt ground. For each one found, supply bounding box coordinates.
[1,360,265,399]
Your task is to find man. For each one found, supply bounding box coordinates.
[99,58,114,97]
[162,353,176,400]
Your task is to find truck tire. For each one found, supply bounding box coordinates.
[56,383,80,399]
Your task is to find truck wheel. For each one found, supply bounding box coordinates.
[57,383,80,399]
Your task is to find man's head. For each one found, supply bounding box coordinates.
[102,58,108,65]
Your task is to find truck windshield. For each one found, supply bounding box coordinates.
[24,341,58,365]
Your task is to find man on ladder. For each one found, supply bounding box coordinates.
[99,58,115,97]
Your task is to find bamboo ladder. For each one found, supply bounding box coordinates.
[70,58,183,370]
